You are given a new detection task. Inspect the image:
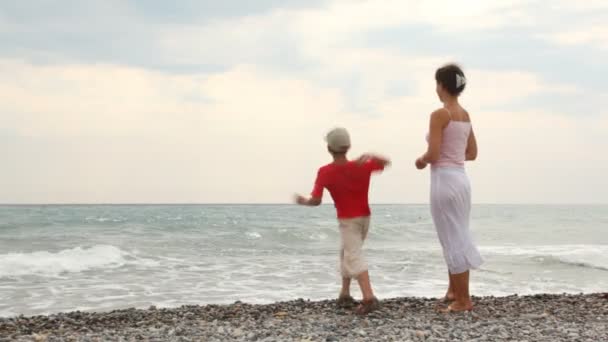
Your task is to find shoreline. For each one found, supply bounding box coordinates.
[1,293,606,341]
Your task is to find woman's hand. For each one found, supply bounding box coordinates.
[415,157,428,170]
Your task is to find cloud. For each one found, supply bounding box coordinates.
[158,11,298,67]
[1,58,605,203]
[464,69,580,108]
[0,0,327,69]
[293,0,533,36]
[125,0,327,23]
[551,0,608,11]
[156,0,595,115]
[546,26,608,50]
[0,59,351,202]
[158,0,534,67]
[1,0,607,203]
[0,59,206,137]
[527,0,608,51]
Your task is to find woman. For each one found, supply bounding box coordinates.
[416,63,483,312]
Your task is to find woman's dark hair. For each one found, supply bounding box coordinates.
[435,63,466,96]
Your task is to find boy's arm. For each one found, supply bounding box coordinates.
[294,194,321,206]
[357,153,391,168]
[294,169,324,206]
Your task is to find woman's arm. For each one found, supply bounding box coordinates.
[465,128,477,161]
[418,110,448,166]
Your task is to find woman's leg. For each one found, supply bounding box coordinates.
[445,270,473,311]
[445,272,455,301]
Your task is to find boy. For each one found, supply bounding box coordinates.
[294,127,390,314]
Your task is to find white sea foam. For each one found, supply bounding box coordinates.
[246,232,262,239]
[0,245,128,277]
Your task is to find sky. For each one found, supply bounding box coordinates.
[0,0,607,204]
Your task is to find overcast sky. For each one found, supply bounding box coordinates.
[0,0,606,204]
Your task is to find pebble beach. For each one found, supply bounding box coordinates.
[1,293,606,341]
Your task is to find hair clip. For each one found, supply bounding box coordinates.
[456,74,466,88]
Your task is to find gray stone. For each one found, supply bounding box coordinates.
[232,328,244,337]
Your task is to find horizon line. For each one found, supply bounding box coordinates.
[0,202,606,206]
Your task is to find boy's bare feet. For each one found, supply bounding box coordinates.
[336,294,357,308]
[356,297,379,315]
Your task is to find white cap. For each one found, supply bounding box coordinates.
[325,127,351,153]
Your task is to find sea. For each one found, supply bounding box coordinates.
[0,204,607,317]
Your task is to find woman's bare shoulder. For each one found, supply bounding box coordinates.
[463,109,472,123]
[431,108,450,119]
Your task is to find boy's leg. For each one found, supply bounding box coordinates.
[339,218,366,272]
[337,229,355,307]
[338,232,351,297]
[340,276,351,297]
[340,217,376,301]
[356,270,375,301]
[358,218,374,301]
[340,217,377,315]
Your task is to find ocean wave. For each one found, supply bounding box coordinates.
[540,256,608,272]
[85,216,125,223]
[481,245,608,271]
[0,245,128,278]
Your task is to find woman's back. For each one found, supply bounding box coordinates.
[432,108,471,168]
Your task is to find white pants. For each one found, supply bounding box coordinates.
[431,167,483,274]
[338,216,370,278]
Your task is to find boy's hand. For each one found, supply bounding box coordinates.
[359,153,391,167]
[415,157,428,170]
[294,194,308,205]
[294,194,322,206]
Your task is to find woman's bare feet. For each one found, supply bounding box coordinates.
[443,292,455,302]
[434,292,455,310]
[439,301,473,313]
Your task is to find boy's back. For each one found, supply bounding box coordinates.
[294,127,389,315]
[312,160,385,219]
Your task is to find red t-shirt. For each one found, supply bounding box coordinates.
[311,159,384,219]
